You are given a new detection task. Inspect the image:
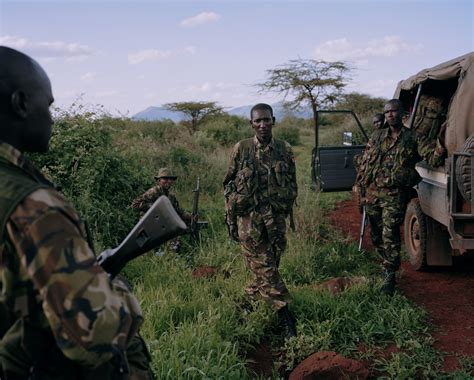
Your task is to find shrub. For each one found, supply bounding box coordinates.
[274,125,301,146]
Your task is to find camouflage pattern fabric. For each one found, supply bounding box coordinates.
[224,137,297,311]
[356,127,421,271]
[357,126,421,190]
[237,206,290,309]
[131,183,190,257]
[365,184,407,271]
[412,95,447,168]
[0,142,152,379]
[131,184,191,225]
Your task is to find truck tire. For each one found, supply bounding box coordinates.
[455,134,474,201]
[404,198,427,271]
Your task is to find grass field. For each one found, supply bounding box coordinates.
[32,108,474,379]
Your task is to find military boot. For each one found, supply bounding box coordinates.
[277,306,297,339]
[381,269,396,296]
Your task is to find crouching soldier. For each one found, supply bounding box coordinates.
[131,168,192,255]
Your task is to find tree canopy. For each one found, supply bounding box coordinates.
[164,101,223,134]
[255,59,352,123]
[336,92,387,118]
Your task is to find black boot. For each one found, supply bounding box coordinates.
[277,306,297,339]
[381,269,396,296]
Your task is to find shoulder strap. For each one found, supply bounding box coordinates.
[0,161,46,240]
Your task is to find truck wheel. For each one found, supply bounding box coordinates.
[455,134,474,201]
[404,198,427,271]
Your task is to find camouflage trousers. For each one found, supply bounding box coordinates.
[237,205,291,311]
[366,185,408,271]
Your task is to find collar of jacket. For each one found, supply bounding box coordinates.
[0,141,55,188]
[253,136,275,150]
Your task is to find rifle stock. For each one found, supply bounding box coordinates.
[97,196,187,278]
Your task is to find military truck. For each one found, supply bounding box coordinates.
[395,52,474,270]
[312,53,474,271]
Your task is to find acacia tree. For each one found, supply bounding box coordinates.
[255,59,352,145]
[164,101,223,134]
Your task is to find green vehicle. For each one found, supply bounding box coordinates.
[396,52,474,270]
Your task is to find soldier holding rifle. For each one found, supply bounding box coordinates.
[131,168,207,255]
[0,47,157,379]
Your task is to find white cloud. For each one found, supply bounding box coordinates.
[128,49,172,64]
[180,12,220,28]
[0,35,95,59]
[80,72,96,82]
[128,46,196,64]
[312,36,422,61]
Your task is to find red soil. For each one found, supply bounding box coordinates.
[328,195,474,372]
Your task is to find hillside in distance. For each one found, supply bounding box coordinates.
[132,101,312,121]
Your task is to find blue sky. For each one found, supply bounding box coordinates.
[0,0,472,116]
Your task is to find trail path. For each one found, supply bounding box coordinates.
[328,195,474,371]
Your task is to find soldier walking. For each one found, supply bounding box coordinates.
[223,103,298,338]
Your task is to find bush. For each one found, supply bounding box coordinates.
[30,108,148,248]
[203,114,253,146]
[274,125,301,146]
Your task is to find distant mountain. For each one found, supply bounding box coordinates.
[132,101,313,121]
[228,101,313,120]
[132,106,184,122]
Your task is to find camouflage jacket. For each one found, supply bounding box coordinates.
[356,125,422,190]
[223,137,297,217]
[0,142,143,377]
[131,184,190,224]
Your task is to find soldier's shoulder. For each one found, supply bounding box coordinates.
[11,187,80,226]
[232,138,254,154]
[274,138,294,154]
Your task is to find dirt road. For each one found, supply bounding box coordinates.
[328,196,474,372]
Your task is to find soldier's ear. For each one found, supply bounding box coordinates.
[272,116,276,124]
[11,90,28,118]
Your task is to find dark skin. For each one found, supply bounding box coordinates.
[384,101,404,140]
[0,46,54,153]
[250,108,275,145]
[373,114,384,129]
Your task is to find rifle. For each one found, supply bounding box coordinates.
[97,196,187,278]
[358,205,369,251]
[190,177,208,241]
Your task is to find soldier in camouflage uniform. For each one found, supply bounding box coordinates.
[373,113,384,130]
[356,99,422,296]
[131,168,191,255]
[223,103,297,338]
[0,47,152,379]
[412,94,447,168]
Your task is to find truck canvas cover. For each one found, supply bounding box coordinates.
[393,52,474,156]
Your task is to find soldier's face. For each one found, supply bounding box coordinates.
[20,68,54,153]
[158,178,175,190]
[250,108,274,144]
[373,116,383,129]
[384,103,402,127]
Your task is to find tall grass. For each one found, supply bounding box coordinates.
[30,107,469,379]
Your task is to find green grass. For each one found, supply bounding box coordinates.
[32,108,472,379]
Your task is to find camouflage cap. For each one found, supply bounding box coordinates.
[155,167,178,180]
